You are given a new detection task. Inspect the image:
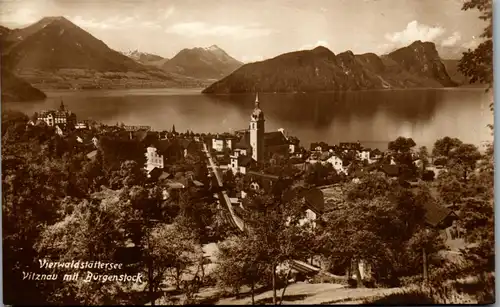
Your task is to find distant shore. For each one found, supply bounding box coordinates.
[37,84,489,96]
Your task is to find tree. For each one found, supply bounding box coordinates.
[143,223,201,305]
[98,135,146,173]
[346,172,393,201]
[176,187,219,243]
[432,137,463,159]
[34,190,129,305]
[388,137,416,153]
[2,109,28,137]
[388,137,417,180]
[2,143,74,304]
[417,146,430,173]
[240,192,313,304]
[454,3,494,299]
[109,160,147,189]
[458,0,493,88]
[215,235,267,304]
[436,171,465,208]
[448,143,482,182]
[222,170,236,194]
[432,145,494,303]
[322,177,444,287]
[304,162,332,186]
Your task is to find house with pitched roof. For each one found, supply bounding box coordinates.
[229,151,254,174]
[37,100,77,129]
[145,146,165,173]
[211,134,237,152]
[325,155,347,174]
[179,139,199,157]
[283,186,325,228]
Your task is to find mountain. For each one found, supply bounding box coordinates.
[162,45,243,80]
[1,69,47,102]
[1,17,209,90]
[3,16,151,72]
[0,25,47,102]
[202,41,457,94]
[121,50,169,67]
[441,59,484,87]
[385,41,455,87]
[0,25,16,50]
[442,59,466,85]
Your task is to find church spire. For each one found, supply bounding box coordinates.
[255,92,259,109]
[59,99,65,111]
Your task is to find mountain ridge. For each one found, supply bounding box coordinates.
[162,45,243,80]
[202,41,457,94]
[1,69,47,102]
[1,16,210,90]
[120,49,168,67]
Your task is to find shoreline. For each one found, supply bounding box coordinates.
[35,85,489,97]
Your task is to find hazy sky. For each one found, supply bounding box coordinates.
[0,0,486,62]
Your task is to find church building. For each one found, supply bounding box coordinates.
[250,93,265,162]
[228,93,291,174]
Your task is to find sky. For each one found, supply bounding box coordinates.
[0,0,486,62]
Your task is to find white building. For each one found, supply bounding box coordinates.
[357,149,371,162]
[229,149,253,174]
[145,146,164,173]
[75,122,87,129]
[212,136,235,152]
[55,125,64,136]
[299,208,318,228]
[92,137,99,148]
[325,155,347,174]
[37,101,76,128]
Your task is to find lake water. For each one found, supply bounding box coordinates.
[2,88,493,150]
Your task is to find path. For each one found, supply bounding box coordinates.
[202,143,245,231]
[210,283,403,305]
[201,142,319,275]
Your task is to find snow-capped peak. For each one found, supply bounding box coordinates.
[205,45,221,51]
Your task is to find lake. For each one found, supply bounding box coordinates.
[2,88,493,150]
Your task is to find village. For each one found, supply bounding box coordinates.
[26,94,469,289]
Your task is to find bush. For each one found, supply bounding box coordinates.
[310,273,347,285]
[363,289,436,304]
[399,275,423,287]
[202,274,217,287]
[347,278,357,288]
[422,170,435,181]
[363,277,376,288]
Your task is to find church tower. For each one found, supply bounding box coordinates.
[250,93,265,162]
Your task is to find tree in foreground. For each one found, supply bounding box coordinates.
[321,176,445,287]
[431,0,494,299]
[215,235,267,305]
[224,191,312,305]
[142,223,201,305]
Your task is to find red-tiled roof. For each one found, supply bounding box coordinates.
[86,150,98,160]
[422,200,456,227]
[159,172,172,180]
[235,132,251,149]
[247,171,279,181]
[410,185,457,228]
[283,186,325,215]
[238,155,254,167]
[180,139,194,149]
[264,131,288,147]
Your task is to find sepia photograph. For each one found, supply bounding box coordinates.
[0,0,495,305]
